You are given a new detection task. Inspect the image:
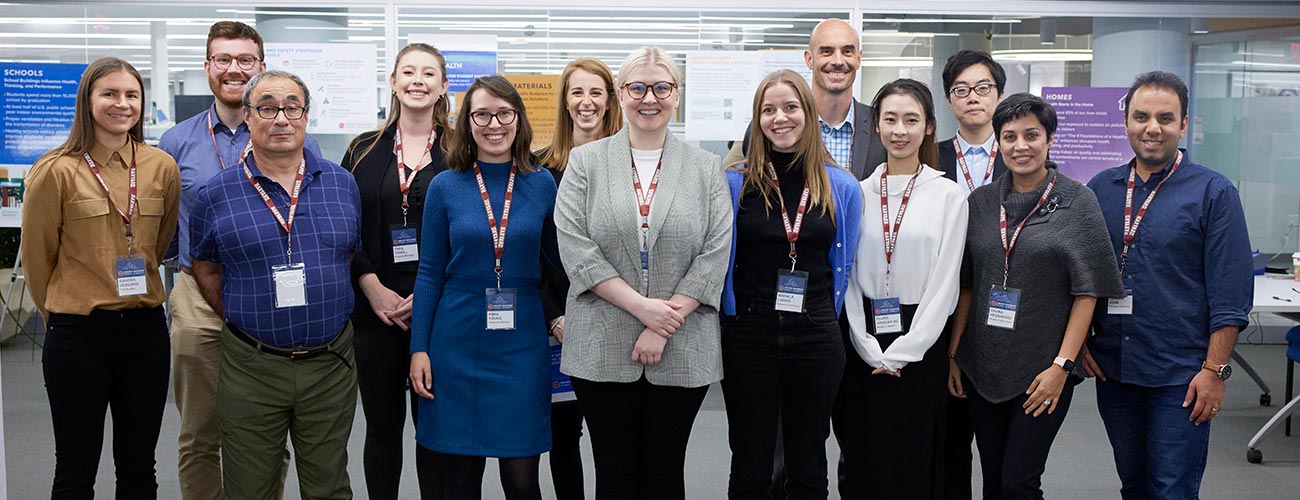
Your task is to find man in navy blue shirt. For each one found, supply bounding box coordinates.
[190,69,361,499]
[159,21,321,500]
[1084,71,1253,499]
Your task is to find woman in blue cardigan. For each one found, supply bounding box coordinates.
[720,69,862,499]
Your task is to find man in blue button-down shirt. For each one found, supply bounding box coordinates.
[158,21,322,500]
[1084,71,1253,499]
[191,70,361,500]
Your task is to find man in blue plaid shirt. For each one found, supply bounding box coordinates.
[190,69,362,500]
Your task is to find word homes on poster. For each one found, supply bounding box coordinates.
[1043,86,1132,182]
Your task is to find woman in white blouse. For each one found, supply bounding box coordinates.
[834,78,969,499]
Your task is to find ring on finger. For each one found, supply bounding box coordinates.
[1043,399,1052,406]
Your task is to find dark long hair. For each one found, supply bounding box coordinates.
[445,75,536,172]
[870,78,940,170]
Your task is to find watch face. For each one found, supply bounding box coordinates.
[1220,364,1232,381]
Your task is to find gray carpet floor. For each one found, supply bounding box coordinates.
[4,334,1300,499]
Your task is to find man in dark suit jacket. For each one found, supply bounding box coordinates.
[937,50,1009,198]
[937,49,1008,500]
[723,18,887,180]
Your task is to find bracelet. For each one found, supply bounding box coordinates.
[947,353,957,360]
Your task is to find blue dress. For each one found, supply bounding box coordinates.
[411,160,556,457]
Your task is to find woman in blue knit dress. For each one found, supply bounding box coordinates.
[408,75,556,500]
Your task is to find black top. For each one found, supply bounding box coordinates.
[733,150,836,303]
[539,165,569,324]
[342,122,449,326]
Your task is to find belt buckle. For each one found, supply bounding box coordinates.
[289,349,310,360]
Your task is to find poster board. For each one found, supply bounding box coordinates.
[1042,86,1132,183]
[264,43,378,135]
[505,74,559,151]
[684,51,812,142]
[0,62,88,228]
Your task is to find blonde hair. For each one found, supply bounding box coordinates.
[345,43,450,170]
[539,58,622,171]
[616,47,680,88]
[739,70,836,220]
[36,57,145,166]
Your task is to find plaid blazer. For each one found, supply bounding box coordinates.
[554,128,732,388]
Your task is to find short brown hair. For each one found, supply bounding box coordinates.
[206,21,263,59]
[445,76,537,173]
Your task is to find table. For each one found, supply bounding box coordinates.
[1247,274,1300,463]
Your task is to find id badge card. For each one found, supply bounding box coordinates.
[114,254,148,297]
[872,297,904,334]
[775,270,809,313]
[1108,289,1134,315]
[391,225,419,263]
[639,250,650,288]
[485,288,517,330]
[986,285,1020,330]
[271,263,308,308]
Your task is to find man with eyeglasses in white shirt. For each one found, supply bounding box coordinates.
[936,49,1008,500]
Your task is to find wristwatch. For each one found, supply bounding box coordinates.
[1053,356,1076,373]
[1202,360,1232,381]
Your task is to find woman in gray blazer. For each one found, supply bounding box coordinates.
[554,46,732,500]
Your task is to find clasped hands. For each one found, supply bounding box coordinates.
[630,297,684,366]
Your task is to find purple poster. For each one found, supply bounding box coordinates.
[1042,87,1132,183]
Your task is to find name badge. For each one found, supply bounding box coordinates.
[639,250,650,289]
[115,254,148,297]
[775,270,809,312]
[391,225,419,263]
[872,297,904,334]
[986,285,1020,330]
[485,288,517,330]
[271,263,308,308]
[1108,289,1134,315]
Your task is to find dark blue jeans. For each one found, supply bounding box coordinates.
[1095,379,1210,500]
[720,294,844,500]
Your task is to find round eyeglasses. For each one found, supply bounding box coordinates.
[623,81,676,100]
[209,54,262,71]
[469,109,518,127]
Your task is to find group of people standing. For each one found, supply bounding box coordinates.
[20,15,1251,500]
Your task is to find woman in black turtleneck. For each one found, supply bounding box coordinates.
[719,70,863,499]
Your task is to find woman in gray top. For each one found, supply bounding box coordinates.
[945,93,1123,500]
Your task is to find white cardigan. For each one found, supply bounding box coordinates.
[845,163,968,371]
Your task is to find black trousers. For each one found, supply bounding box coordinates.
[549,401,586,500]
[944,393,975,500]
[416,445,541,500]
[720,295,844,500]
[571,376,708,500]
[833,301,951,500]
[354,321,433,500]
[966,377,1076,500]
[43,307,170,500]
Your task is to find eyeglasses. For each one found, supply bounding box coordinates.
[949,83,996,99]
[623,81,676,100]
[209,54,262,71]
[469,109,518,127]
[249,105,306,120]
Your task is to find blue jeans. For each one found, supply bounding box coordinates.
[1095,379,1211,500]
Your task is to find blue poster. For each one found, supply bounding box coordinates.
[443,51,498,93]
[1,62,87,165]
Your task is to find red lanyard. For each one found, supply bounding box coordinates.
[766,163,811,271]
[998,175,1058,286]
[240,142,307,260]
[207,107,249,171]
[394,124,437,212]
[880,166,921,292]
[473,162,517,289]
[953,138,999,193]
[83,142,138,247]
[631,152,663,247]
[1120,150,1183,272]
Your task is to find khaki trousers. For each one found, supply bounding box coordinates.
[219,323,358,500]
[171,271,291,499]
